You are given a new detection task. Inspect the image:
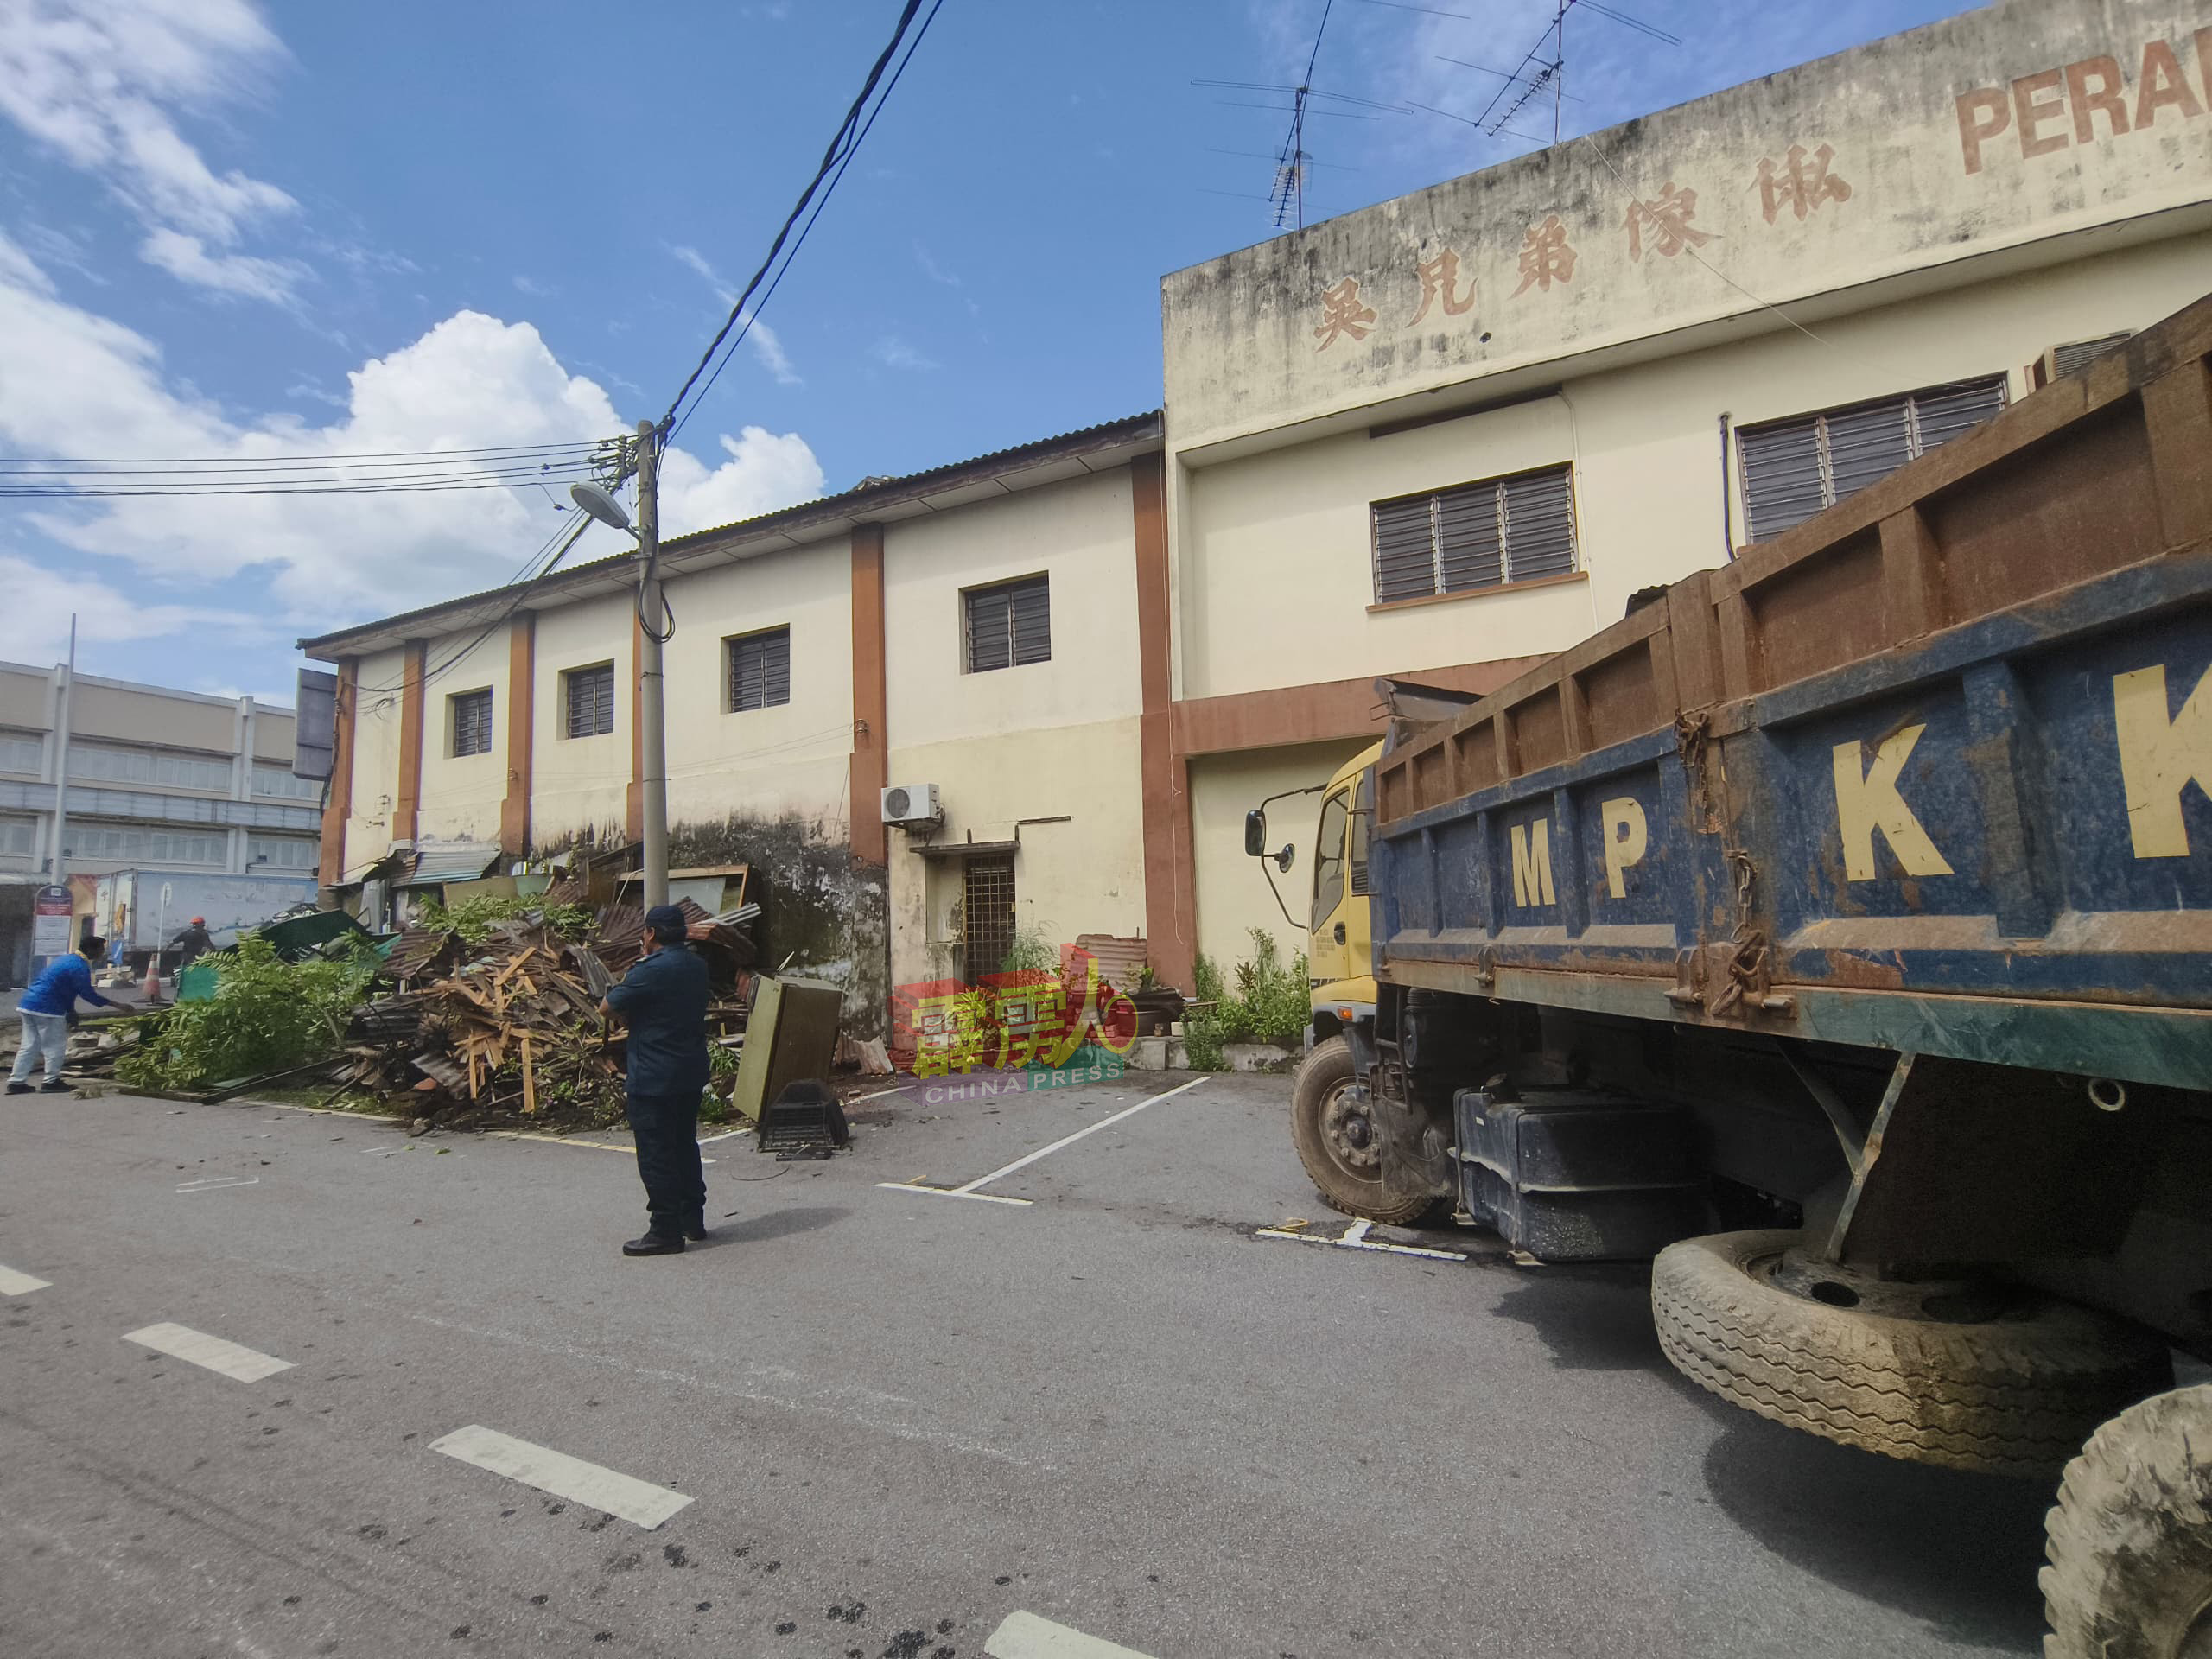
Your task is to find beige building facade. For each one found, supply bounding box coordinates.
[304,0,2212,1033]
[1160,0,2212,974]
[0,662,318,979]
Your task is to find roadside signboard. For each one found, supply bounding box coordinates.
[32,885,73,959]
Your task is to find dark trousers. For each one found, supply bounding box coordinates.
[625,1090,705,1237]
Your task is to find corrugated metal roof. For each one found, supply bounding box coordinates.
[401,842,504,885]
[298,410,1163,660]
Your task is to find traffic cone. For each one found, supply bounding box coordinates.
[143,959,162,1004]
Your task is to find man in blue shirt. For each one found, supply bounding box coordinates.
[10,935,117,1095]
[599,904,710,1256]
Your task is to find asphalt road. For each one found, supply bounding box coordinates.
[0,1069,2065,1658]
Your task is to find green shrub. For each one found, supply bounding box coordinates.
[116,936,377,1092]
[998,925,1058,976]
[1183,954,1228,1071]
[416,893,594,944]
[1183,931,1309,1071]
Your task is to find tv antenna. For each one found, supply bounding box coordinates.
[1194,0,1409,229]
[1358,0,1678,148]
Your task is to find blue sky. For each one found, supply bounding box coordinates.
[0,0,1965,707]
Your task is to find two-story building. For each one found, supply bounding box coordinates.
[302,0,2212,1034]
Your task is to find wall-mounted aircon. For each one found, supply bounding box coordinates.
[880,783,942,827]
[2036,331,2132,388]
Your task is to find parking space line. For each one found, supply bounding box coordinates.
[1256,1218,1470,1262]
[985,1610,1158,1658]
[875,1077,1210,1209]
[124,1322,294,1382]
[429,1424,693,1529]
[874,1179,1033,1206]
[0,1263,51,1296]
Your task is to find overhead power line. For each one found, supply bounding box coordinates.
[657,0,944,444]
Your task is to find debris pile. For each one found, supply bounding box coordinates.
[336,899,757,1129]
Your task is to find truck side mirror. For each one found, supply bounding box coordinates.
[1274,845,1295,874]
[1243,809,1267,858]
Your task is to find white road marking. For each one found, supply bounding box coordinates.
[0,1263,51,1296]
[985,1611,1158,1659]
[429,1425,694,1529]
[175,1176,260,1193]
[124,1322,293,1382]
[878,1077,1208,1206]
[874,1180,1033,1206]
[1256,1217,1470,1262]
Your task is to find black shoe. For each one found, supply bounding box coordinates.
[4,1083,29,1096]
[39,1079,70,1094]
[683,1213,709,1242]
[622,1233,685,1256]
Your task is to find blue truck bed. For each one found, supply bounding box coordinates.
[1371,294,2212,1091]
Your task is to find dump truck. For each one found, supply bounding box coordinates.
[1246,292,2212,1656]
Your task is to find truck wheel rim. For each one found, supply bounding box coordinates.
[1319,1081,1381,1175]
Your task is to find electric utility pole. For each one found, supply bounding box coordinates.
[49,614,76,887]
[634,419,669,908]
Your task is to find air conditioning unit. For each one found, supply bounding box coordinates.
[880,783,942,827]
[2036,331,2132,388]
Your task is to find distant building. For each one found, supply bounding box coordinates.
[301,0,2212,1035]
[0,662,320,981]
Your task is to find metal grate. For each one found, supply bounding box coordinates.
[728,626,792,712]
[564,663,615,738]
[963,575,1051,672]
[1740,376,2008,542]
[451,689,493,757]
[960,854,1017,985]
[1371,465,1576,604]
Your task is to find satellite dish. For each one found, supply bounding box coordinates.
[569,481,632,531]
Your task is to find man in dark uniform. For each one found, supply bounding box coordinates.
[599,904,709,1256]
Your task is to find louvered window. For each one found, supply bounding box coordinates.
[964,575,1051,673]
[1371,464,1578,606]
[728,626,791,712]
[1739,376,2007,542]
[2050,332,2130,379]
[563,663,615,738]
[450,689,492,757]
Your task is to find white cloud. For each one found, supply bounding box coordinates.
[0,552,268,662]
[0,231,825,637]
[140,227,306,303]
[658,427,826,536]
[0,0,300,298]
[872,334,938,372]
[667,244,803,386]
[914,241,962,288]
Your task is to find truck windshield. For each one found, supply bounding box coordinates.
[1313,791,1348,931]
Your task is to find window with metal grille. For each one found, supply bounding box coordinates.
[1371,464,1578,606]
[450,689,493,757]
[959,855,1016,985]
[0,733,41,774]
[1738,376,2008,543]
[563,663,615,738]
[963,575,1051,673]
[0,817,35,856]
[727,626,792,712]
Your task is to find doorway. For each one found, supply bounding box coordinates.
[960,855,1016,985]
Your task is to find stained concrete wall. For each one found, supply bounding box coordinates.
[344,645,409,880]
[416,621,512,848]
[1162,0,2212,448]
[1174,230,2212,702]
[1188,739,1371,980]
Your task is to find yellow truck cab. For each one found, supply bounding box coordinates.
[1304,741,1382,1043]
[1244,740,1411,1223]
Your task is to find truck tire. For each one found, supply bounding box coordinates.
[1290,1035,1431,1226]
[1652,1230,2171,1476]
[2042,1385,2212,1659]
